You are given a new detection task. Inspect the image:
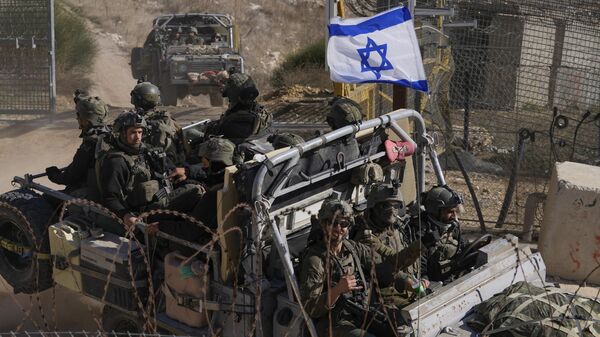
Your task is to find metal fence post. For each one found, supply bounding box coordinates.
[48,0,57,117]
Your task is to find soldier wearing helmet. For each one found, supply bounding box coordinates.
[97,112,204,232]
[206,72,273,145]
[352,183,429,307]
[299,198,435,337]
[130,81,186,169]
[407,185,467,282]
[185,27,203,45]
[45,91,110,194]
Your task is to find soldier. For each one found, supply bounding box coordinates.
[185,27,203,45]
[352,184,429,307]
[206,73,273,145]
[97,112,204,232]
[408,185,467,282]
[299,199,437,337]
[45,92,110,195]
[190,137,242,229]
[130,81,186,168]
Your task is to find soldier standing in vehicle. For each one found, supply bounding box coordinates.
[408,185,468,282]
[97,112,204,233]
[205,73,273,145]
[299,199,437,337]
[45,91,110,196]
[352,183,430,308]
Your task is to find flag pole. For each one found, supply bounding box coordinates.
[333,0,346,96]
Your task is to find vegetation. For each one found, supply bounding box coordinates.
[55,1,97,93]
[271,40,329,89]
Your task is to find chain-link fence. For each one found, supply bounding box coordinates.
[0,0,55,115]
[345,0,600,236]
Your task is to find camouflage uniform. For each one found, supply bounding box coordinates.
[98,112,203,235]
[353,184,419,307]
[299,199,423,337]
[407,185,466,282]
[206,73,273,145]
[46,95,110,194]
[130,81,186,166]
[184,27,203,45]
[190,137,241,229]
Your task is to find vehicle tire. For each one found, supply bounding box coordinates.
[160,73,178,106]
[0,189,54,293]
[102,306,144,333]
[209,92,224,107]
[130,47,144,79]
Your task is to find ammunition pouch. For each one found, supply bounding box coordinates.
[128,180,160,208]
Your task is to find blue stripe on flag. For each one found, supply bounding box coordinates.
[328,7,412,37]
[361,79,429,92]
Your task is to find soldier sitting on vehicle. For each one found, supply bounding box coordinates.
[407,185,470,282]
[299,198,437,337]
[45,90,110,197]
[205,73,273,146]
[352,183,430,308]
[184,27,203,45]
[130,81,187,169]
[189,137,242,229]
[170,27,184,46]
[97,112,204,233]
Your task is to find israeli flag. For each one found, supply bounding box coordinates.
[327,6,428,92]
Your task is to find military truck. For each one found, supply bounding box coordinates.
[131,13,244,107]
[0,110,545,336]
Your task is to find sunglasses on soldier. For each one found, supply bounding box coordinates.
[331,219,352,228]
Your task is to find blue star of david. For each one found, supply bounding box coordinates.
[357,37,393,80]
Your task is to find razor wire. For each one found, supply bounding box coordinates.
[0,0,53,115]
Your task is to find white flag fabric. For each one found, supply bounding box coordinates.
[327,6,428,92]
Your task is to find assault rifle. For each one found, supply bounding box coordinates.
[146,149,174,200]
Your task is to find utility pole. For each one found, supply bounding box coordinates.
[48,0,57,118]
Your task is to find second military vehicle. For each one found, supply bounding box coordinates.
[131,13,244,106]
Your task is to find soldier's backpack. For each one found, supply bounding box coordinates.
[467,281,600,336]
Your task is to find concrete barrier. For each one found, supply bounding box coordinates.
[540,161,600,283]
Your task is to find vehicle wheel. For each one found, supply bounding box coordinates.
[0,189,54,293]
[209,92,224,107]
[160,74,178,106]
[130,47,144,79]
[176,86,188,99]
[102,306,144,333]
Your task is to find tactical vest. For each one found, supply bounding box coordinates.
[220,103,273,140]
[325,241,369,308]
[95,135,160,209]
[143,110,185,165]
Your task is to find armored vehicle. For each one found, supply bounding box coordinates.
[0,110,545,336]
[131,13,244,107]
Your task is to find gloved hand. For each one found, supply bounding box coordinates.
[420,228,440,249]
[45,166,61,183]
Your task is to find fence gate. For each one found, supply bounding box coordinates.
[0,0,56,115]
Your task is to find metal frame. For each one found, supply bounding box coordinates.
[250,109,446,337]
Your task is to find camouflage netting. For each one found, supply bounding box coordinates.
[468,281,600,336]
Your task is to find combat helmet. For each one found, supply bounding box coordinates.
[189,27,198,35]
[75,95,108,127]
[130,81,161,110]
[113,111,148,134]
[222,73,259,105]
[423,185,463,218]
[367,184,404,209]
[327,97,363,130]
[268,133,304,149]
[197,137,240,166]
[318,198,354,225]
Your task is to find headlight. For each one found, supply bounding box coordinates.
[177,64,188,73]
